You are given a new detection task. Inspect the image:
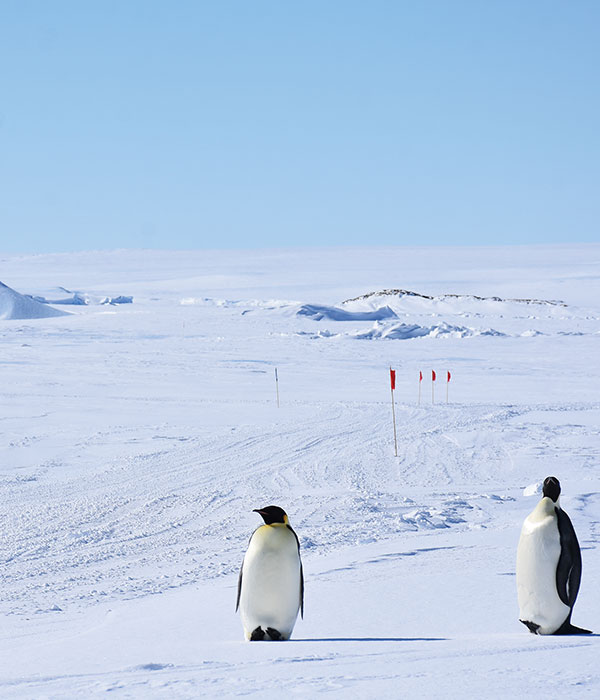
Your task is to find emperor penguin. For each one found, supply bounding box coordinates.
[516,476,591,635]
[236,505,304,641]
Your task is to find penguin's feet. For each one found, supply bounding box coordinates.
[250,627,265,641]
[520,620,540,634]
[554,621,593,635]
[266,627,283,641]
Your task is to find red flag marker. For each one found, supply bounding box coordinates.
[389,367,398,456]
[419,371,423,382]
[432,370,436,382]
[418,370,422,405]
[431,370,436,404]
[446,370,451,403]
[447,371,451,382]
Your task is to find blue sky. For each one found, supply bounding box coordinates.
[1,0,598,253]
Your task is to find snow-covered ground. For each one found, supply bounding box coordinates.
[1,245,599,698]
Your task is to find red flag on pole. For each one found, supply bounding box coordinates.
[432,370,436,382]
[389,368,398,456]
[419,371,423,382]
[447,371,451,382]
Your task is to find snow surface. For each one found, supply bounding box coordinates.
[1,244,599,698]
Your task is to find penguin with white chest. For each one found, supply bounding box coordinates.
[516,476,591,635]
[236,505,304,641]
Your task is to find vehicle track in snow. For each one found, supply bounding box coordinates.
[3,400,598,616]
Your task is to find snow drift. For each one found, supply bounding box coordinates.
[28,287,133,306]
[298,321,505,340]
[353,321,506,340]
[0,281,69,320]
[297,303,397,322]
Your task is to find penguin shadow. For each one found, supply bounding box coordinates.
[290,637,446,643]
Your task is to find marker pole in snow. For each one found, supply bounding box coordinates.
[431,370,436,404]
[275,368,280,408]
[418,371,422,406]
[446,370,451,404]
[390,368,398,457]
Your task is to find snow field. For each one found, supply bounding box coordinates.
[1,245,599,697]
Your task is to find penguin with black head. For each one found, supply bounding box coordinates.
[236,505,304,640]
[517,476,591,635]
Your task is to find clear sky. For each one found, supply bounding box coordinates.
[1,0,598,253]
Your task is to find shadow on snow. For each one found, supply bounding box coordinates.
[290,637,446,643]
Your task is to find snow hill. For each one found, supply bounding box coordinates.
[343,288,567,307]
[0,281,68,320]
[295,284,596,340]
[0,245,599,698]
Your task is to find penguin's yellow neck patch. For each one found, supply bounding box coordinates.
[254,522,293,545]
[530,496,557,522]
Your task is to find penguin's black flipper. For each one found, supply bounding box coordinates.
[555,508,582,608]
[235,563,243,611]
[520,620,541,634]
